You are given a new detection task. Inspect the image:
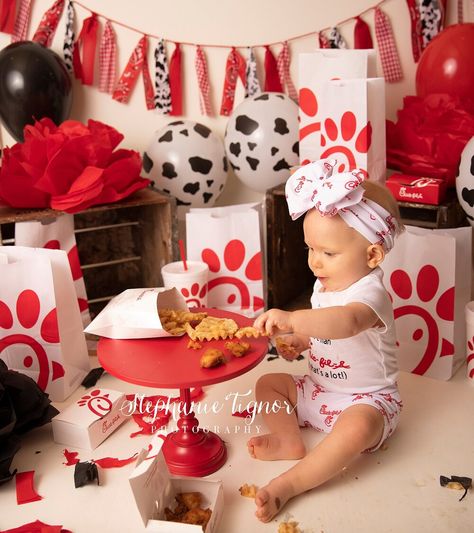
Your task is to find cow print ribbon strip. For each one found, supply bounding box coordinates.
[245,47,261,98]
[169,42,183,116]
[154,38,172,114]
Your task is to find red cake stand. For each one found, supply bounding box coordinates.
[97,308,268,477]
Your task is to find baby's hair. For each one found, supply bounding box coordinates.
[361,180,405,236]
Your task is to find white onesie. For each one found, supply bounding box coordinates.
[292,267,403,450]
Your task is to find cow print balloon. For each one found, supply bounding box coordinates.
[143,121,228,207]
[224,92,299,193]
[456,136,474,227]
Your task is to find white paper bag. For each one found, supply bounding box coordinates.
[381,226,472,380]
[298,49,376,165]
[186,203,265,317]
[318,78,386,182]
[0,246,90,400]
[14,215,91,328]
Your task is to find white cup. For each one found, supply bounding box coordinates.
[464,301,474,383]
[161,261,209,308]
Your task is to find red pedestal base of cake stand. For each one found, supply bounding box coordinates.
[162,388,226,476]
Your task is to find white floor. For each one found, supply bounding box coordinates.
[1,354,473,533]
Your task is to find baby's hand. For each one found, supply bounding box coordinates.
[275,334,306,360]
[253,308,292,337]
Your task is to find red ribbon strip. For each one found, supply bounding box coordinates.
[354,16,373,49]
[73,13,99,85]
[264,45,283,93]
[220,47,246,116]
[169,42,183,115]
[112,35,154,110]
[0,0,17,34]
[11,0,32,42]
[405,0,423,62]
[32,0,65,47]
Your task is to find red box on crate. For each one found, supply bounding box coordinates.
[386,174,448,205]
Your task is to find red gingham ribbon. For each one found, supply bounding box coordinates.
[32,0,65,47]
[169,42,183,116]
[195,45,212,116]
[12,0,32,42]
[405,0,423,62]
[220,47,246,116]
[374,7,403,83]
[72,13,98,85]
[112,35,155,110]
[354,16,373,49]
[99,20,116,94]
[264,45,283,92]
[0,0,17,34]
[277,41,298,101]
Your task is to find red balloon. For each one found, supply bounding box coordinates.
[416,23,474,100]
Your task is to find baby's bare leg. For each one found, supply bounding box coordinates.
[255,404,384,522]
[247,373,305,460]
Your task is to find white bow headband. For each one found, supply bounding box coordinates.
[285,159,397,252]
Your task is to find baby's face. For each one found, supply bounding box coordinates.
[303,208,373,292]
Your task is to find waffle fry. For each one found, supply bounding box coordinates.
[185,316,239,341]
[158,308,208,335]
[235,326,262,339]
[199,348,226,368]
[225,340,250,357]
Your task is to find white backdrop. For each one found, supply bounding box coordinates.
[0,0,467,205]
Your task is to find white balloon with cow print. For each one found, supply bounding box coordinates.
[143,120,228,207]
[456,136,474,227]
[224,92,299,193]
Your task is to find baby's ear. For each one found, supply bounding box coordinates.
[366,244,385,268]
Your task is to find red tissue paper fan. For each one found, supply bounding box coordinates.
[0,118,150,213]
[386,94,474,188]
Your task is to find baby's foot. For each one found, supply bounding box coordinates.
[247,433,305,461]
[255,475,295,522]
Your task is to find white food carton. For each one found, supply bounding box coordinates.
[52,388,128,450]
[84,287,188,339]
[129,438,224,532]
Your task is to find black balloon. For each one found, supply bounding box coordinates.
[0,41,72,141]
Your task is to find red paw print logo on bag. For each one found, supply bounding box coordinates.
[201,239,264,314]
[389,264,454,375]
[77,389,113,417]
[0,289,63,391]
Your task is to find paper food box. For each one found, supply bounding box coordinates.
[52,388,127,450]
[84,287,188,339]
[386,175,448,205]
[129,439,223,532]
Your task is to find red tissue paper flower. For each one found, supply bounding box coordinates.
[0,118,150,213]
[386,94,474,188]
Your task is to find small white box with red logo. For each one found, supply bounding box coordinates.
[52,388,127,450]
[129,437,223,532]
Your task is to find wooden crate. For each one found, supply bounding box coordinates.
[265,183,314,309]
[0,188,177,318]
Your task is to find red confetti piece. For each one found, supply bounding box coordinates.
[15,471,43,505]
